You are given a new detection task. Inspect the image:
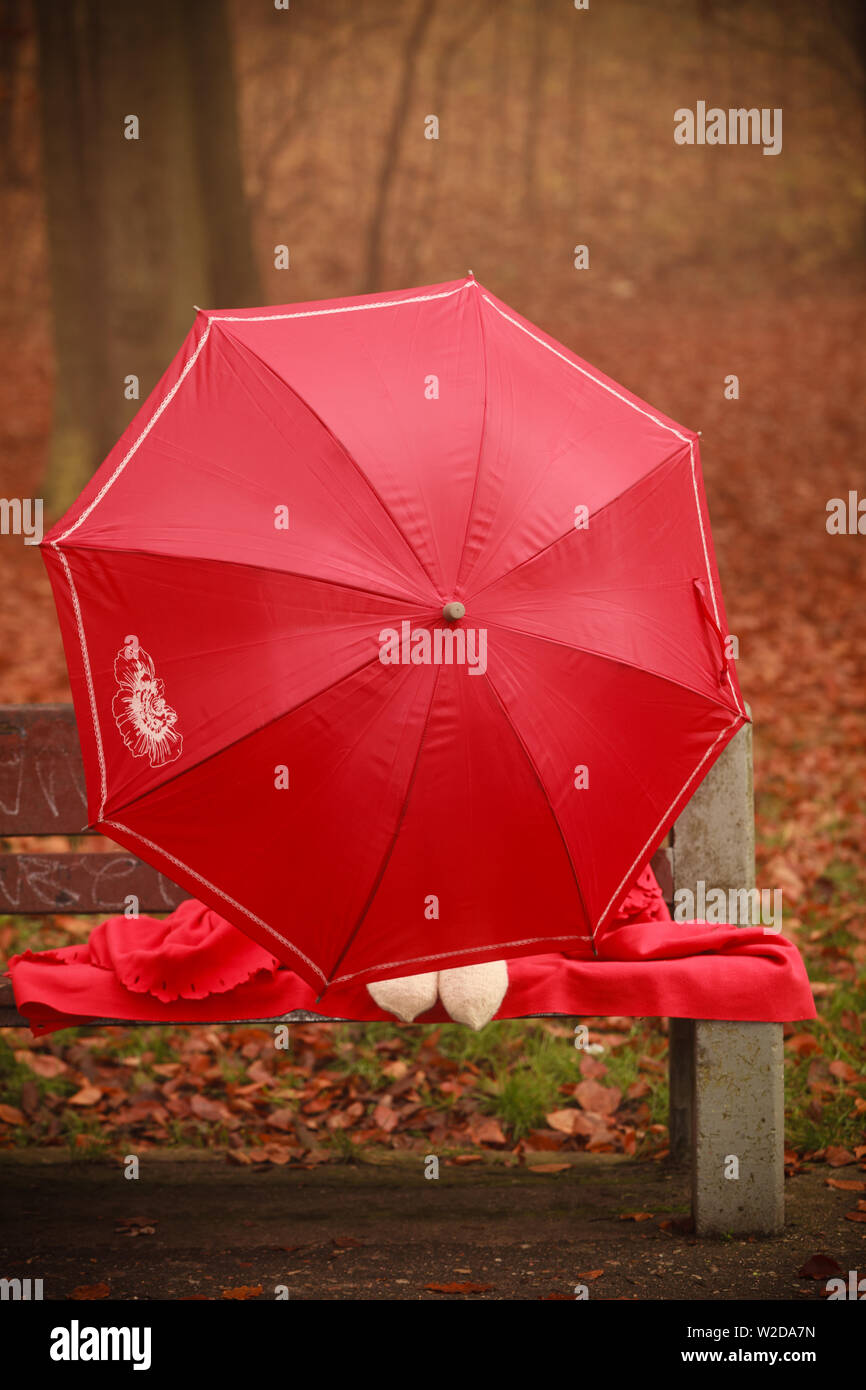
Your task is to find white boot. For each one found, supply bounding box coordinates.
[438,960,508,1030]
[366,971,438,1023]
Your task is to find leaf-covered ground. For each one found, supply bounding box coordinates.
[2,1151,863,1302]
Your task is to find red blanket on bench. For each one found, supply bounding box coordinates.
[5,867,814,1033]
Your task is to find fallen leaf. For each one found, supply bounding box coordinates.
[373,1101,399,1132]
[619,1211,654,1221]
[190,1094,229,1123]
[266,1107,295,1133]
[545,1108,579,1135]
[586,1129,617,1152]
[825,1178,866,1192]
[221,1285,263,1300]
[68,1086,102,1107]
[527,1163,570,1174]
[797,1254,843,1279]
[523,1128,565,1152]
[257,1142,299,1165]
[467,1114,507,1146]
[0,1104,25,1125]
[575,1079,622,1116]
[826,1146,856,1167]
[575,1112,611,1140]
[14,1050,67,1078]
[579,1055,607,1080]
[828,1060,861,1083]
[70,1282,111,1300]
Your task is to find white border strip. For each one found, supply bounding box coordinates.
[481,293,745,718]
[103,819,328,985]
[331,931,594,986]
[50,318,211,825]
[55,322,212,544]
[594,719,740,931]
[687,446,744,715]
[209,281,473,323]
[101,819,592,990]
[481,294,692,443]
[52,281,472,539]
[54,548,108,821]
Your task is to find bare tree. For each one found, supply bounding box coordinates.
[403,0,500,284]
[362,0,437,293]
[0,0,28,186]
[34,0,261,513]
[523,0,548,215]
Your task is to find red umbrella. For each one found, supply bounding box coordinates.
[42,276,748,996]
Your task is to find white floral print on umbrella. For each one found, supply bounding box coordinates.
[112,643,182,768]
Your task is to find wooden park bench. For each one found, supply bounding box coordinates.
[0,703,783,1236]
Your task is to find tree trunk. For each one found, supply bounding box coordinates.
[34,0,261,515]
[522,0,547,216]
[361,0,437,294]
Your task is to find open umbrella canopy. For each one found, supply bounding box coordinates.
[42,276,748,995]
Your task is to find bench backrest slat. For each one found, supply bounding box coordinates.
[0,704,92,835]
[0,703,186,915]
[0,702,673,919]
[0,853,187,915]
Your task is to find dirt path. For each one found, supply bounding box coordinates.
[1,1151,862,1301]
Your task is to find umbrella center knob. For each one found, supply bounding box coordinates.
[442,601,465,623]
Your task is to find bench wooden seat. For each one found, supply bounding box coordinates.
[0,702,783,1234]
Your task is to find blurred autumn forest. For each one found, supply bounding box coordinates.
[0,1,865,1165]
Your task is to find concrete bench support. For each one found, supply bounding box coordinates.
[692,1019,784,1234]
[669,715,785,1234]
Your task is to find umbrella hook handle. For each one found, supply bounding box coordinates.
[693,578,730,686]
